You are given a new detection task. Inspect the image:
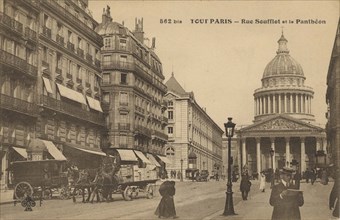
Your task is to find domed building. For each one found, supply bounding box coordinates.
[236,33,326,175]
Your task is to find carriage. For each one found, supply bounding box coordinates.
[71,148,160,203]
[8,160,69,202]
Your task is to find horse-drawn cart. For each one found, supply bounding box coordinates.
[8,160,69,202]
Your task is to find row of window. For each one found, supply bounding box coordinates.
[1,37,36,66]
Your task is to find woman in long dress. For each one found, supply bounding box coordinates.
[155,181,177,218]
[259,172,266,192]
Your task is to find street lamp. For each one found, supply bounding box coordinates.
[223,117,236,216]
[180,159,183,182]
[270,148,275,187]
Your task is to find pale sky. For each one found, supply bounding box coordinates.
[89,0,339,129]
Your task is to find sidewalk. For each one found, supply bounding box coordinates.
[0,189,14,205]
[210,181,336,220]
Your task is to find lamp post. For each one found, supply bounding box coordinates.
[180,159,183,182]
[270,148,275,187]
[223,117,236,216]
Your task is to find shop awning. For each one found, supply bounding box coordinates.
[42,77,53,94]
[12,147,27,158]
[134,150,151,164]
[56,83,87,105]
[41,140,67,160]
[116,149,138,162]
[156,155,172,164]
[86,96,103,112]
[147,153,161,167]
[73,147,108,157]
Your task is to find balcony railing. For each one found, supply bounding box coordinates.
[66,72,72,79]
[56,34,64,45]
[77,48,84,58]
[76,78,82,83]
[55,67,62,75]
[135,105,145,114]
[0,12,23,35]
[0,94,38,116]
[152,130,168,140]
[0,49,37,78]
[118,123,130,131]
[86,53,93,62]
[120,102,128,106]
[135,125,151,137]
[85,82,90,88]
[94,86,99,92]
[67,42,75,52]
[40,95,105,126]
[24,27,37,42]
[42,26,52,38]
[41,0,102,46]
[161,116,169,124]
[95,59,100,68]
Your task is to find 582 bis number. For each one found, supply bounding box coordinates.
[160,19,172,24]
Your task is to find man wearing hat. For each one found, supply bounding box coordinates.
[269,167,304,220]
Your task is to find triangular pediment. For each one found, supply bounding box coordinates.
[240,115,323,132]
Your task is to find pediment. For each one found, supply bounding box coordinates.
[241,115,323,132]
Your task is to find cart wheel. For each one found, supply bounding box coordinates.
[15,182,33,200]
[146,184,154,199]
[131,187,138,199]
[43,189,52,200]
[123,186,133,201]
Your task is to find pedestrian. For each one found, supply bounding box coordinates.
[293,170,301,189]
[321,169,329,185]
[329,166,339,218]
[155,180,178,219]
[310,169,316,185]
[269,167,304,220]
[240,174,251,200]
[304,168,310,183]
[260,172,266,192]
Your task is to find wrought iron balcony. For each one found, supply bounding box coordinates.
[41,0,103,46]
[0,94,39,116]
[0,49,37,78]
[24,27,37,42]
[152,130,168,141]
[66,72,72,79]
[77,48,84,58]
[135,125,152,137]
[67,41,75,52]
[118,123,131,131]
[95,59,100,68]
[85,82,91,88]
[56,34,64,45]
[42,26,52,39]
[161,116,169,124]
[40,95,105,126]
[86,53,93,62]
[55,67,62,75]
[17,0,40,13]
[102,60,135,71]
[0,12,23,35]
[76,78,82,84]
[135,105,145,114]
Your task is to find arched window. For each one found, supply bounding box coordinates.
[166,147,175,157]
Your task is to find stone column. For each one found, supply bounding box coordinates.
[259,97,263,115]
[285,137,290,166]
[300,137,306,172]
[289,93,293,113]
[269,95,272,114]
[254,98,257,116]
[309,96,312,114]
[316,138,321,151]
[271,138,276,170]
[284,94,287,113]
[237,139,242,175]
[242,138,247,167]
[273,94,276,113]
[278,94,281,113]
[264,96,267,114]
[300,94,303,113]
[322,138,327,154]
[256,137,261,173]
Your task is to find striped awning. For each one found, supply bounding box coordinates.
[42,77,53,94]
[116,149,138,162]
[12,147,27,158]
[86,96,103,112]
[56,83,87,105]
[134,150,151,164]
[147,153,161,167]
[156,155,172,164]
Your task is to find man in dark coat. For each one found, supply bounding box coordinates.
[329,167,339,218]
[240,174,251,200]
[269,167,304,220]
[155,181,177,218]
[293,171,301,189]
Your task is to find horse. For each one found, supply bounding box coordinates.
[72,169,96,203]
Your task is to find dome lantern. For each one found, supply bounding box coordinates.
[276,31,289,54]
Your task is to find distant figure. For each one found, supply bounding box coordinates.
[310,169,316,185]
[275,168,280,183]
[155,181,178,219]
[329,167,339,218]
[269,167,304,220]
[240,174,252,200]
[260,172,266,192]
[304,168,310,183]
[320,169,329,185]
[293,171,301,189]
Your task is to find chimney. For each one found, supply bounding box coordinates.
[152,37,156,49]
[102,5,112,25]
[134,17,144,43]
